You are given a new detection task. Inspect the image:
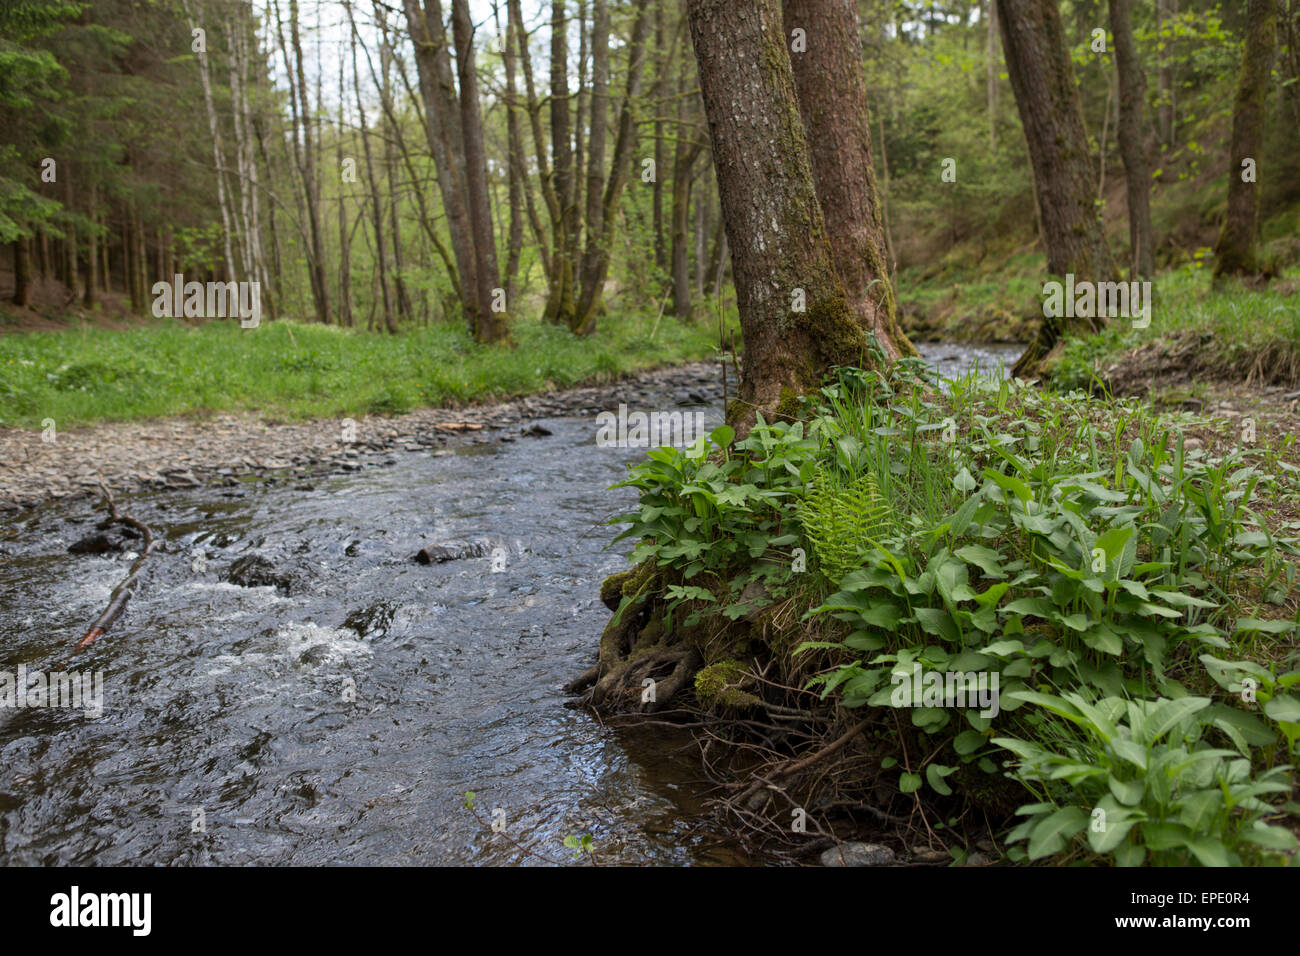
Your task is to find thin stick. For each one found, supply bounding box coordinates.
[76,476,157,650]
[648,284,672,341]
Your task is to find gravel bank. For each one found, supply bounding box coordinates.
[0,362,724,512]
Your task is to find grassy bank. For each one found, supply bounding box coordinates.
[899,257,1300,392]
[596,364,1300,865]
[1052,266,1300,393]
[0,311,727,429]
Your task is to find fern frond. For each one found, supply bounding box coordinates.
[796,470,892,584]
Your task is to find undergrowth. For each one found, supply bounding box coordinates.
[612,361,1300,866]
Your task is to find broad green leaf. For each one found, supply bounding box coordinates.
[1027,806,1088,860]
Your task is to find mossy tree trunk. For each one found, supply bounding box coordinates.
[782,0,915,361]
[996,0,1117,377]
[1213,0,1277,279]
[687,0,886,427]
[1108,0,1154,278]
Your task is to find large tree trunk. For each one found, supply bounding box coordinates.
[687,0,879,428]
[783,0,914,361]
[996,0,1116,377]
[1109,0,1154,278]
[1213,0,1277,278]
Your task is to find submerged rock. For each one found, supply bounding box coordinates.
[343,601,398,637]
[413,541,489,564]
[223,554,307,594]
[68,529,136,554]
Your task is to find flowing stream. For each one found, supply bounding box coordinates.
[0,342,1020,866]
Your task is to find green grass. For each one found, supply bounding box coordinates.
[0,310,727,429]
[898,253,1049,343]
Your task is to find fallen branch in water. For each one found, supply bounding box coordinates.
[75,476,157,650]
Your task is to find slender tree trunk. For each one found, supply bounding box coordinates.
[574,0,588,263]
[670,56,699,319]
[403,0,482,334]
[496,0,525,305]
[286,0,331,321]
[133,203,147,308]
[184,0,237,282]
[784,0,914,360]
[652,0,668,271]
[546,0,577,325]
[694,184,706,300]
[337,45,353,328]
[346,1,395,333]
[12,240,29,307]
[574,0,652,332]
[576,0,609,327]
[987,0,998,148]
[996,0,1117,376]
[1157,0,1175,146]
[374,11,412,323]
[1109,0,1154,277]
[83,185,97,307]
[1214,0,1278,278]
[687,0,883,428]
[509,0,556,282]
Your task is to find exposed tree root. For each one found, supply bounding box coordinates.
[570,565,1014,863]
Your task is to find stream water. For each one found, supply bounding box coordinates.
[0,342,1021,866]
